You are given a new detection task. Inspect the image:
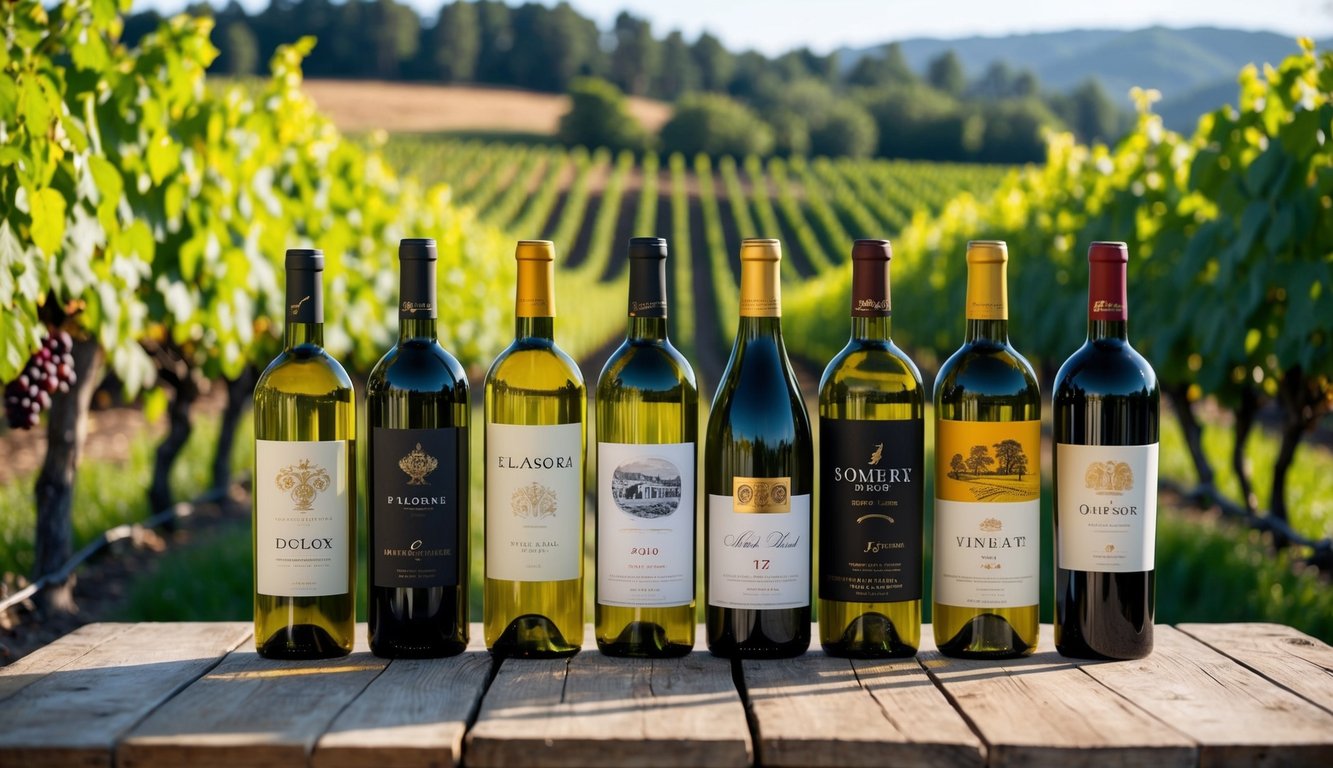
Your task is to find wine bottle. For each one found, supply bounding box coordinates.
[705,238,812,658]
[594,237,699,657]
[252,248,356,659]
[1054,241,1159,659]
[484,240,586,657]
[818,240,924,658]
[366,238,470,658]
[932,240,1040,659]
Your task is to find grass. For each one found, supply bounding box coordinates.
[0,414,252,580]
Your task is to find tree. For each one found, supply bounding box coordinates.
[1012,453,1029,481]
[975,97,1061,163]
[691,32,734,92]
[927,50,966,96]
[558,77,648,152]
[656,30,699,99]
[809,100,878,158]
[660,93,774,157]
[949,453,966,479]
[509,2,602,92]
[993,439,1025,475]
[965,445,994,475]
[432,0,480,82]
[220,21,259,77]
[609,11,660,96]
[1056,79,1121,144]
[474,0,513,83]
[845,44,915,88]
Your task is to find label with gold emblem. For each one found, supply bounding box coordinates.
[709,475,810,610]
[1056,442,1158,572]
[256,439,350,597]
[372,428,461,588]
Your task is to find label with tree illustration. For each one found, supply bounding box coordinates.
[486,423,583,582]
[933,420,1040,608]
[1056,442,1158,572]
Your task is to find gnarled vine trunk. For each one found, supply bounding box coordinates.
[32,338,104,613]
[213,367,255,500]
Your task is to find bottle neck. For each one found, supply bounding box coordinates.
[851,316,892,342]
[516,316,555,341]
[1088,258,1129,341]
[629,316,668,342]
[737,315,783,341]
[849,258,892,342]
[399,256,439,342]
[284,267,324,349]
[285,321,324,349]
[739,259,781,319]
[964,261,1008,343]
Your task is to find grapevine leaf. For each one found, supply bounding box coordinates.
[28,187,67,255]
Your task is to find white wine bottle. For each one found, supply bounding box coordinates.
[252,248,356,659]
[595,237,698,657]
[818,240,924,657]
[932,240,1041,658]
[484,240,586,657]
[706,238,812,658]
[366,238,469,658]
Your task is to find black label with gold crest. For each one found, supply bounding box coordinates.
[372,427,459,588]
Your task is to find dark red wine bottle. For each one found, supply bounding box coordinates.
[1053,241,1160,660]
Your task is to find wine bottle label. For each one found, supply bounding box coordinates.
[371,427,461,588]
[1056,442,1158,572]
[708,486,810,610]
[933,419,1040,607]
[486,422,583,582]
[819,418,923,603]
[255,439,350,597]
[596,442,695,607]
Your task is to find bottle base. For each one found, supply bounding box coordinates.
[936,613,1034,659]
[597,621,693,658]
[822,612,917,659]
[489,613,580,658]
[257,624,352,660]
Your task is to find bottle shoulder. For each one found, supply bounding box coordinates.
[709,335,811,435]
[367,340,469,397]
[486,338,585,391]
[934,338,1040,403]
[256,345,354,397]
[1054,339,1160,401]
[597,337,699,396]
[818,338,924,399]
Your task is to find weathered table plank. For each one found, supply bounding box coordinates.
[311,624,492,768]
[465,627,751,768]
[1177,622,1333,716]
[740,632,984,768]
[0,622,251,768]
[920,625,1196,768]
[1078,625,1333,767]
[0,622,133,704]
[117,624,388,768]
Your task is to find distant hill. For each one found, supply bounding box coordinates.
[840,27,1328,131]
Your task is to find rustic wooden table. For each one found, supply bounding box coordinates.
[0,622,1330,767]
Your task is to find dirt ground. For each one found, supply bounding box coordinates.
[302,80,672,135]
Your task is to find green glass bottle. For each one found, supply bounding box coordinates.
[595,237,698,657]
[932,240,1041,658]
[252,248,356,659]
[818,240,924,657]
[484,240,586,657]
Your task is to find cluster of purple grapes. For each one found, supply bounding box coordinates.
[4,330,77,430]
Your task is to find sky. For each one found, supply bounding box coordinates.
[135,0,1333,55]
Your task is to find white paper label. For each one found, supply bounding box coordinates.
[933,499,1040,608]
[255,439,351,597]
[708,493,810,610]
[486,422,584,582]
[597,442,695,607]
[1057,442,1158,572]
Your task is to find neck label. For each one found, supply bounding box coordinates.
[851,262,892,317]
[965,263,1007,321]
[1089,261,1128,322]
